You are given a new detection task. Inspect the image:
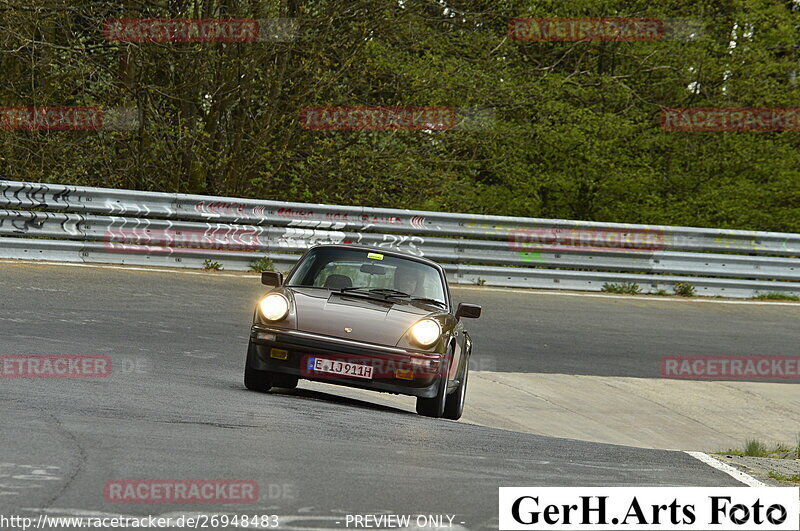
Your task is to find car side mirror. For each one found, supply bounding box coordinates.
[261,271,283,287]
[455,303,481,320]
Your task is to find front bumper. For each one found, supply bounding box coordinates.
[249,325,446,398]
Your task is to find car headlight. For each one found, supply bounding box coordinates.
[259,294,289,321]
[410,319,441,347]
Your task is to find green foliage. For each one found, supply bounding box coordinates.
[768,472,800,484]
[250,257,275,273]
[601,282,641,294]
[1,0,799,231]
[202,259,223,271]
[673,282,696,297]
[743,438,769,457]
[752,292,800,301]
[720,437,800,462]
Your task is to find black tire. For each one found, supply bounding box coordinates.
[272,373,299,389]
[442,366,468,420]
[416,366,448,418]
[244,343,274,393]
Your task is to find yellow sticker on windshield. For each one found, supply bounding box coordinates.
[367,252,384,260]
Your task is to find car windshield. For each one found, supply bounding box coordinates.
[287,247,447,307]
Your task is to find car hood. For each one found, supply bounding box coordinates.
[288,287,437,345]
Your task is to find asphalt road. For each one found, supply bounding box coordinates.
[458,286,800,378]
[0,262,779,529]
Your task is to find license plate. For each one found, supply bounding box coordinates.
[308,357,373,379]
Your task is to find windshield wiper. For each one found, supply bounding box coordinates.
[411,297,447,308]
[337,288,444,307]
[365,288,410,297]
[338,287,411,300]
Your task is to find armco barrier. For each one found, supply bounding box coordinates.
[1,180,799,298]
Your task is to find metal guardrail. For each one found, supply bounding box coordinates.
[1,180,799,298]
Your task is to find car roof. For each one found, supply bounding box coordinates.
[305,243,443,271]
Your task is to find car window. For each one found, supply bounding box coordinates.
[287,248,447,305]
[316,261,395,290]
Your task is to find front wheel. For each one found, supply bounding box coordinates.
[272,373,299,389]
[442,366,468,420]
[244,343,274,392]
[416,367,448,418]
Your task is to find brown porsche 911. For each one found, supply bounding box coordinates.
[244,244,481,419]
